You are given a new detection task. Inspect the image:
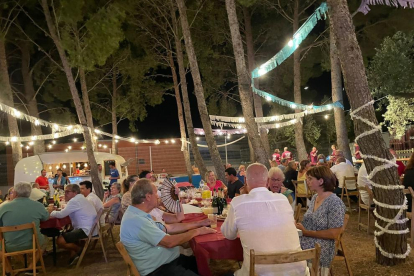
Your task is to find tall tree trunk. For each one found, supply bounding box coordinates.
[225,0,269,167]
[41,0,103,199]
[169,51,193,182]
[243,7,270,159]
[328,0,407,265]
[293,0,308,161]
[79,68,97,153]
[176,0,225,180]
[0,37,22,166]
[20,42,45,154]
[330,28,352,162]
[171,3,207,178]
[112,68,118,154]
[248,138,255,163]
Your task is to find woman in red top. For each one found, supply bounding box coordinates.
[330,144,337,163]
[310,147,318,164]
[272,149,281,165]
[205,171,226,192]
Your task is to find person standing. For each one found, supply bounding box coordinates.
[272,149,281,164]
[224,168,244,199]
[310,147,318,165]
[403,152,414,212]
[53,169,68,189]
[282,147,292,161]
[222,163,306,276]
[236,165,246,184]
[97,164,103,184]
[109,162,120,188]
[330,145,337,163]
[35,169,49,190]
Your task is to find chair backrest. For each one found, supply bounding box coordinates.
[334,214,350,250]
[343,177,356,188]
[104,206,113,223]
[294,203,302,223]
[249,243,321,276]
[0,222,41,253]
[88,208,104,238]
[116,241,141,276]
[357,186,372,205]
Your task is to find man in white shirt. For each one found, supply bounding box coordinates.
[330,157,357,198]
[29,183,45,202]
[49,184,97,266]
[80,180,104,225]
[221,163,307,276]
[357,164,374,206]
[334,150,353,166]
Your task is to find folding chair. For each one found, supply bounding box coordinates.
[330,214,352,276]
[0,222,47,276]
[340,177,359,214]
[357,186,374,234]
[404,187,414,247]
[116,241,141,276]
[294,203,302,223]
[76,209,107,269]
[292,180,310,208]
[249,243,321,276]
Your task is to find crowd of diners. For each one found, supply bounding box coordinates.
[0,148,413,276]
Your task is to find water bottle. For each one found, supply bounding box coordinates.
[199,180,205,189]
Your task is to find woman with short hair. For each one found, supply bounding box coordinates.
[121,175,139,212]
[296,166,345,275]
[103,182,122,223]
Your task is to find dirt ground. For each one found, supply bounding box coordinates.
[3,212,414,276]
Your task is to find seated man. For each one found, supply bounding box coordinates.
[30,182,46,202]
[334,150,353,166]
[120,179,215,276]
[225,167,244,199]
[79,181,104,225]
[357,164,374,206]
[330,157,357,199]
[49,184,97,266]
[0,182,49,272]
[221,163,307,276]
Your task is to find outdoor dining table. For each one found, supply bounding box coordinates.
[40,216,71,266]
[183,213,243,276]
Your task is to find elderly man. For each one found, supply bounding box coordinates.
[49,184,97,266]
[331,157,357,199]
[0,182,49,272]
[30,182,46,202]
[121,179,215,276]
[35,169,49,190]
[221,163,306,276]
[334,150,353,166]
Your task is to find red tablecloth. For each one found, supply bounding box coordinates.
[40,216,71,229]
[176,182,194,188]
[184,214,243,276]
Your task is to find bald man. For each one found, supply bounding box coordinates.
[221,163,307,276]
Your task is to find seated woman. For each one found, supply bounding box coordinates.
[267,167,293,204]
[121,175,139,212]
[317,154,329,167]
[103,182,122,223]
[297,160,311,195]
[205,171,227,192]
[296,166,346,276]
[236,165,246,184]
[283,161,298,192]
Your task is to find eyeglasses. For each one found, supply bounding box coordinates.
[64,190,74,194]
[270,178,283,182]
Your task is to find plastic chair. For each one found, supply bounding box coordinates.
[116,241,141,276]
[249,243,321,276]
[0,222,47,276]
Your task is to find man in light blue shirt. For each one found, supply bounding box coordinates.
[120,179,215,276]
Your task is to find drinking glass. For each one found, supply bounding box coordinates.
[208,214,217,229]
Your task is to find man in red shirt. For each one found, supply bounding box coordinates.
[281,147,292,161]
[35,169,49,190]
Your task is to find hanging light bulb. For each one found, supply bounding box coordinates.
[54,133,59,138]
[25,146,30,150]
[288,39,294,47]
[77,163,80,168]
[53,124,59,130]
[28,141,34,146]
[84,163,88,168]
[11,136,17,142]
[13,109,21,118]
[73,138,78,142]
[55,165,59,169]
[98,144,102,148]
[196,137,200,141]
[324,115,329,119]
[130,138,136,143]
[63,164,67,169]
[65,149,68,152]
[67,125,73,130]
[103,145,108,149]
[34,119,40,126]
[5,141,10,145]
[31,136,37,141]
[48,144,52,149]
[52,140,56,144]
[135,141,138,144]
[165,140,169,144]
[171,139,175,143]
[115,139,119,143]
[94,129,101,134]
[68,146,72,150]
[49,166,52,170]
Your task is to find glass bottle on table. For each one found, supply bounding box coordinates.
[43,196,48,208]
[212,189,218,215]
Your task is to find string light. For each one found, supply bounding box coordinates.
[13,109,21,118]
[53,133,58,138]
[31,136,37,141]
[165,140,169,144]
[11,136,17,142]
[28,141,34,146]
[55,165,59,169]
[5,141,9,145]
[154,140,160,145]
[103,145,108,149]
[134,141,138,144]
[130,138,135,143]
[98,144,102,148]
[94,129,101,134]
[84,163,88,168]
[63,164,67,169]
[324,115,329,119]
[49,166,52,170]
[34,119,40,126]
[53,124,59,130]
[48,145,52,149]
[171,139,175,143]
[196,137,200,141]
[73,138,77,142]
[52,140,56,144]
[25,146,30,150]
[115,139,119,143]
[68,146,72,150]
[288,40,293,47]
[65,149,68,152]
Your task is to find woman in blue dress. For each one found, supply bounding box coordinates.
[296,166,345,276]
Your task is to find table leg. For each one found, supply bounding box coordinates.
[53,236,57,266]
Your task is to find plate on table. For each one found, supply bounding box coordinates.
[217,215,227,221]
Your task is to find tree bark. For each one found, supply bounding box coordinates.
[176,0,225,180]
[41,0,103,199]
[0,36,22,166]
[328,0,407,265]
[20,42,45,155]
[171,3,207,178]
[79,68,94,131]
[169,51,193,182]
[112,68,118,154]
[225,0,269,167]
[293,0,308,161]
[243,7,270,159]
[330,27,352,162]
